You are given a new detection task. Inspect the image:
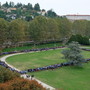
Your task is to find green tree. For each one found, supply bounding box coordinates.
[27,3,33,10]
[28,16,60,43]
[46,9,57,17]
[34,3,40,11]
[0,18,9,45]
[8,19,27,44]
[28,16,47,43]
[15,3,22,8]
[9,2,14,7]
[2,2,9,7]
[46,18,60,41]
[62,41,85,67]
[68,34,90,45]
[72,20,87,36]
[25,15,33,21]
[55,17,72,43]
[86,21,90,37]
[0,10,6,19]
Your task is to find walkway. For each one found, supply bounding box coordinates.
[0,53,55,90]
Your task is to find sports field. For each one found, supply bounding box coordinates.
[6,48,90,90]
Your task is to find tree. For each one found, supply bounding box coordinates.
[25,15,33,21]
[55,17,72,42]
[72,20,87,36]
[2,2,9,7]
[68,34,90,45]
[86,21,90,37]
[62,41,85,67]
[8,19,27,44]
[28,16,47,43]
[9,2,14,7]
[0,10,6,19]
[46,9,57,17]
[15,3,22,8]
[34,3,40,11]
[46,18,60,41]
[27,3,33,10]
[0,18,9,45]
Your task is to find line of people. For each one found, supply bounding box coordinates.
[1,58,90,74]
[0,60,20,73]
[26,58,90,73]
[1,46,90,56]
[0,58,90,74]
[81,48,90,51]
[0,46,65,56]
[0,47,90,74]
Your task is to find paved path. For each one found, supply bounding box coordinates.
[0,53,55,90]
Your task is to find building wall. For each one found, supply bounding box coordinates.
[65,15,90,21]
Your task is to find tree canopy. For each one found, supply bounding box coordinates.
[62,41,85,67]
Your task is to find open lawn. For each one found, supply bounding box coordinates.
[2,43,62,52]
[6,48,90,89]
[6,49,65,70]
[2,42,90,52]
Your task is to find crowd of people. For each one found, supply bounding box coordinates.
[27,58,90,73]
[0,46,65,56]
[0,60,19,72]
[81,48,90,51]
[0,58,90,74]
[0,47,90,74]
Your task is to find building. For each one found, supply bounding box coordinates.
[0,2,1,7]
[6,8,17,13]
[64,15,90,21]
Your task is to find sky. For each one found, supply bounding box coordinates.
[0,0,90,15]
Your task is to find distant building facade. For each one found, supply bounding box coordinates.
[64,15,90,21]
[0,2,1,7]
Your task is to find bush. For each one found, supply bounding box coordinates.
[68,34,90,45]
[0,66,20,83]
[0,78,46,90]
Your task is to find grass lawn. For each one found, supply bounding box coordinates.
[6,49,65,70]
[2,43,62,52]
[29,63,90,90]
[2,41,90,53]
[6,49,90,90]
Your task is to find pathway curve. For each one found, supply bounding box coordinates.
[0,53,55,90]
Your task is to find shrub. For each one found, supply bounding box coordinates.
[0,66,20,83]
[0,78,46,90]
[68,34,90,45]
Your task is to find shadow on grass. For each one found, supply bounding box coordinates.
[67,65,84,71]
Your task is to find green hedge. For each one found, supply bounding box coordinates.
[68,34,90,45]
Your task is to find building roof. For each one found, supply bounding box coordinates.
[66,14,90,16]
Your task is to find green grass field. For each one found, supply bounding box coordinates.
[6,49,65,70]
[2,43,62,52]
[2,42,90,53]
[6,49,90,90]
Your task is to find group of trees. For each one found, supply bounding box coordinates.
[72,20,90,36]
[0,16,90,49]
[2,2,40,11]
[0,16,72,47]
[0,2,58,21]
[0,66,46,90]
